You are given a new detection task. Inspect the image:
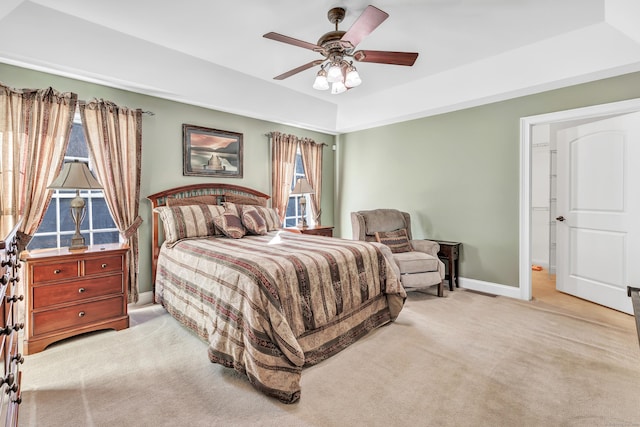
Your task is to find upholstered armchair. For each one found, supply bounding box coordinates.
[351,209,445,296]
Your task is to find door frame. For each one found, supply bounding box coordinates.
[519,97,640,301]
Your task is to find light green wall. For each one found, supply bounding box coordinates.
[0,63,336,297]
[338,71,640,287]
[6,62,640,291]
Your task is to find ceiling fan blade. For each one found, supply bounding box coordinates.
[273,60,325,80]
[263,32,320,51]
[341,5,389,48]
[353,50,419,66]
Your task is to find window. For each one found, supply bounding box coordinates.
[283,151,309,228]
[27,119,120,250]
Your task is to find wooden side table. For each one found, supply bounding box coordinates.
[284,225,334,237]
[20,243,129,354]
[433,240,461,291]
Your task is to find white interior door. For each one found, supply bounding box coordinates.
[556,112,640,314]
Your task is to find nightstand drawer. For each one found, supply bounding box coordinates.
[32,260,79,283]
[85,255,123,275]
[33,296,125,336]
[32,274,123,309]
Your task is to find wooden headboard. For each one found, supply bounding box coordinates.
[146,183,270,293]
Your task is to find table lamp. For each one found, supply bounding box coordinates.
[290,178,314,228]
[47,160,103,250]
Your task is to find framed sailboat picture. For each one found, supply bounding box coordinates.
[182,124,243,178]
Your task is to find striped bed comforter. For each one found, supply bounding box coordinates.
[155,230,406,403]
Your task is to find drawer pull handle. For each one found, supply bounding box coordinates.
[78,287,86,294]
[6,295,23,303]
[53,269,61,274]
[0,373,14,387]
[78,311,86,318]
[101,263,107,268]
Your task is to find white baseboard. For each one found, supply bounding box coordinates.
[128,291,154,307]
[459,277,522,299]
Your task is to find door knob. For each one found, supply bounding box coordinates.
[556,216,565,222]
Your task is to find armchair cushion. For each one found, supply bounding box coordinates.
[375,229,413,253]
[393,251,441,274]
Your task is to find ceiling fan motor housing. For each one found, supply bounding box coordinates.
[318,7,353,56]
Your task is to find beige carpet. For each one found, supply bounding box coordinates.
[19,289,640,427]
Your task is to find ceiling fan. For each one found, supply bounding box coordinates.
[263,5,418,94]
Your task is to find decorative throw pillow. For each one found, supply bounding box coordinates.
[213,211,246,239]
[375,228,414,253]
[224,192,268,207]
[154,205,225,244]
[253,206,281,231]
[223,201,241,216]
[226,203,280,231]
[241,205,267,235]
[166,194,219,207]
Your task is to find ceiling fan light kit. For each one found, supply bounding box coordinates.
[264,5,418,95]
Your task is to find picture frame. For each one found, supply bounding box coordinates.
[182,124,243,178]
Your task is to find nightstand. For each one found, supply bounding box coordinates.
[432,240,461,291]
[284,225,334,237]
[20,243,129,354]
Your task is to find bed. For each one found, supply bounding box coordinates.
[147,184,406,403]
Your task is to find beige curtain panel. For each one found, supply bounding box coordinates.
[0,84,77,250]
[80,100,143,303]
[270,131,298,222]
[299,138,323,225]
[0,83,26,217]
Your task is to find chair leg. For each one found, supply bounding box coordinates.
[438,280,444,297]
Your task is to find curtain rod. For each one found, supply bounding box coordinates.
[264,132,327,146]
[142,110,155,116]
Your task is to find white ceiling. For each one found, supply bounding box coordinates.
[1,0,640,134]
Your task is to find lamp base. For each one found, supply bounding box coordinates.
[298,197,308,229]
[69,191,87,251]
[69,235,87,251]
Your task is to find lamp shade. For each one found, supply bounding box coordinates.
[290,178,314,195]
[48,160,103,190]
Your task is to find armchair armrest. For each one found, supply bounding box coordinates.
[411,239,440,257]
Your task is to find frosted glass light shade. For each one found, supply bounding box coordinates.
[313,74,329,90]
[326,64,343,83]
[345,69,362,87]
[330,81,347,95]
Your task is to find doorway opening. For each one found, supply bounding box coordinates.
[519,98,640,318]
